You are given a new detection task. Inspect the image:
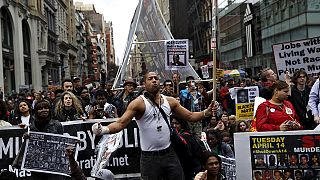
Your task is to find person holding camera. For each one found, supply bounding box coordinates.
[88,90,118,119]
[256,80,302,131]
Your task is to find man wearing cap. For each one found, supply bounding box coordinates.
[112,78,138,116]
[72,77,83,96]
[92,71,217,180]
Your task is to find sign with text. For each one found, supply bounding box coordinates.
[216,69,224,79]
[273,36,320,79]
[21,132,79,176]
[234,131,320,180]
[62,119,141,178]
[201,65,209,79]
[0,127,31,178]
[165,39,189,70]
[234,86,259,120]
[0,119,141,178]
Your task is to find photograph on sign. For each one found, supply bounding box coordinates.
[234,86,259,120]
[164,39,189,70]
[201,65,210,79]
[21,131,79,177]
[168,53,186,66]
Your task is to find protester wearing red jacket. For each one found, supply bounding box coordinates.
[256,80,302,131]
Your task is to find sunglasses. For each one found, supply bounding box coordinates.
[165,84,173,87]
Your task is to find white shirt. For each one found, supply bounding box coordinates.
[136,95,171,151]
[21,115,30,125]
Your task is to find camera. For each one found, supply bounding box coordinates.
[287,121,294,126]
[96,107,104,112]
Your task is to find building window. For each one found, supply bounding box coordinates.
[22,20,31,55]
[1,7,13,49]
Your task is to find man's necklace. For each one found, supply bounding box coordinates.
[151,97,162,132]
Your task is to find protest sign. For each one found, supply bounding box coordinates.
[62,119,141,178]
[21,131,79,176]
[216,69,224,79]
[165,39,189,70]
[272,36,320,80]
[0,127,31,178]
[220,156,236,180]
[234,86,259,120]
[234,130,320,180]
[1,119,141,178]
[201,65,210,79]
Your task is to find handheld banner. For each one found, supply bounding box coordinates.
[272,36,320,80]
[62,119,141,178]
[234,130,320,180]
[21,131,79,177]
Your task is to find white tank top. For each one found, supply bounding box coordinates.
[137,94,171,151]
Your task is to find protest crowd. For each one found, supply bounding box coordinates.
[0,67,320,180]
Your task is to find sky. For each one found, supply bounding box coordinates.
[75,0,139,64]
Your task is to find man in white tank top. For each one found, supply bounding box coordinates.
[92,72,216,180]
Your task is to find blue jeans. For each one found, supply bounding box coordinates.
[140,147,184,180]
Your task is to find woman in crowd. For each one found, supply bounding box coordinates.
[206,130,234,158]
[256,80,302,131]
[0,100,11,127]
[11,100,33,127]
[15,100,64,180]
[236,120,250,132]
[194,153,226,180]
[203,116,219,132]
[54,91,85,122]
[171,115,202,180]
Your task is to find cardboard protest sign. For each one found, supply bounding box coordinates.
[273,36,320,80]
[165,39,189,70]
[21,131,79,176]
[235,86,259,120]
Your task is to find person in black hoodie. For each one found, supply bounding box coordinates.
[15,100,64,180]
[288,69,314,129]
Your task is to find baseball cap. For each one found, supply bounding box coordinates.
[73,77,80,82]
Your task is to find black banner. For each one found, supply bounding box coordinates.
[250,135,320,180]
[0,127,31,178]
[62,120,141,177]
[0,119,141,178]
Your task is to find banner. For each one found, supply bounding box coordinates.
[234,130,320,179]
[0,120,141,178]
[21,132,79,176]
[272,36,320,80]
[0,127,31,178]
[234,86,259,120]
[165,39,189,70]
[62,119,141,178]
